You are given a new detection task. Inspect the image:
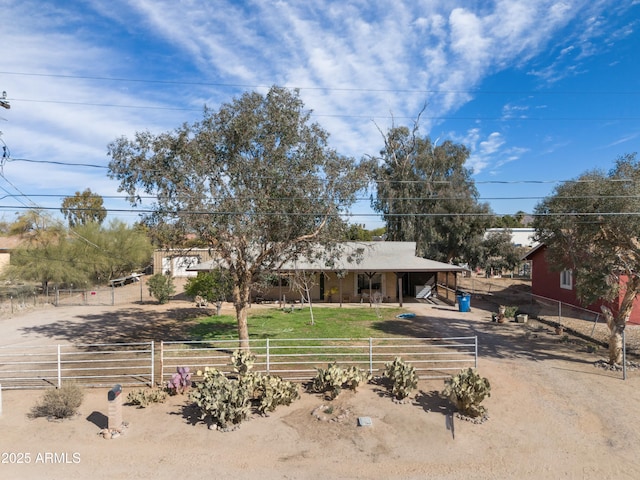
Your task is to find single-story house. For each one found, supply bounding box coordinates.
[184,241,465,306]
[524,243,640,324]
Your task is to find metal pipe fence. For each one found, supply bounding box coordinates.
[0,342,154,390]
[0,336,478,390]
[161,336,478,383]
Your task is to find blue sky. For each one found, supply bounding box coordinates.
[1,0,639,230]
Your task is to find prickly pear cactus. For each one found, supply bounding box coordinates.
[231,349,256,375]
[442,368,491,418]
[190,367,251,429]
[312,362,371,399]
[382,357,418,400]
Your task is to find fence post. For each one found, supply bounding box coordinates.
[559,302,562,325]
[369,338,373,373]
[57,344,62,388]
[150,341,155,387]
[266,338,270,375]
[474,336,478,369]
[111,286,115,306]
[159,341,164,386]
[623,328,627,381]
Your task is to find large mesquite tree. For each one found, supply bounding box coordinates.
[533,153,640,364]
[108,87,368,347]
[372,122,490,263]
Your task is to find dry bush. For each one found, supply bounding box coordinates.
[29,383,84,420]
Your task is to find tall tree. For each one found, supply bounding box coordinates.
[70,220,153,283]
[372,122,490,262]
[3,213,152,289]
[107,86,368,347]
[4,211,87,291]
[467,229,523,276]
[533,153,640,364]
[61,188,107,227]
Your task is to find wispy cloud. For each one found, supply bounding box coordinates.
[0,0,637,221]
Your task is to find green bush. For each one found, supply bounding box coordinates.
[382,357,418,400]
[147,274,175,304]
[184,270,232,305]
[29,383,84,419]
[442,368,491,418]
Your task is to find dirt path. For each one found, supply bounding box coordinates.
[2,300,640,479]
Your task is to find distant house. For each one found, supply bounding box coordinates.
[186,241,465,305]
[484,228,538,249]
[153,249,215,278]
[524,244,640,325]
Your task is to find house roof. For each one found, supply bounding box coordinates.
[189,241,465,273]
[523,243,546,260]
[0,235,25,251]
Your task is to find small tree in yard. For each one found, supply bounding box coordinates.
[147,273,175,304]
[533,153,640,365]
[289,269,319,325]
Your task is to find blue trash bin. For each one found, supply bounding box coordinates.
[457,293,471,312]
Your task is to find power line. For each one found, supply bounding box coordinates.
[0,203,637,218]
[5,157,640,187]
[8,98,640,121]
[2,71,639,96]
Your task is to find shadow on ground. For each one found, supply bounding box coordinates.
[18,306,224,344]
[374,297,598,367]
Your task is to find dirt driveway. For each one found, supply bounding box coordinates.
[1,298,640,479]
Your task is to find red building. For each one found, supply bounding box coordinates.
[525,244,640,325]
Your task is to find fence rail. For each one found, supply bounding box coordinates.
[0,342,154,390]
[0,336,478,390]
[161,336,478,383]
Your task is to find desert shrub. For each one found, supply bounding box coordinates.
[382,357,418,400]
[442,368,491,418]
[29,383,84,420]
[311,362,371,399]
[127,387,168,407]
[147,273,175,304]
[167,366,192,394]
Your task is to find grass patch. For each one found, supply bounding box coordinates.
[189,306,405,341]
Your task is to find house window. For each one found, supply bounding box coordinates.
[560,270,573,290]
[357,273,382,293]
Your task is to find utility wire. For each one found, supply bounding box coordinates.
[0,203,637,218]
[2,71,639,96]
[5,157,639,187]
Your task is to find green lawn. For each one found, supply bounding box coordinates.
[189,305,406,340]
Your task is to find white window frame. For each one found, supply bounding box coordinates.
[560,269,573,290]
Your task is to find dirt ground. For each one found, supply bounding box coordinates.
[2,290,640,479]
